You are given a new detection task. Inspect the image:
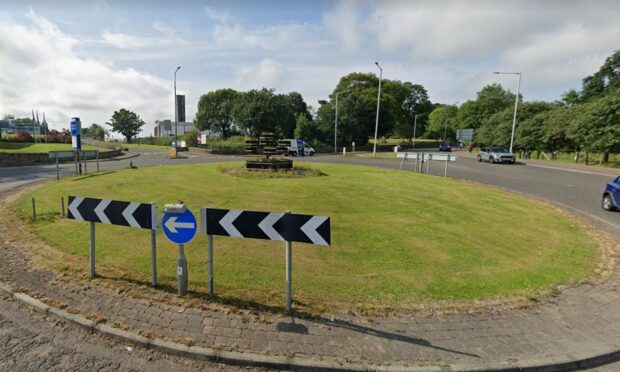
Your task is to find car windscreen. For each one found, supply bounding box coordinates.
[489,147,508,153]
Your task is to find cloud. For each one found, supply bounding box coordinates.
[234,58,289,90]
[205,6,229,23]
[102,22,187,50]
[0,9,172,132]
[323,1,363,54]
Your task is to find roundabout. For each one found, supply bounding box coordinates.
[0,153,619,371]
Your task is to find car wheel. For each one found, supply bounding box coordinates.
[488,157,493,164]
[309,152,314,156]
[477,155,482,162]
[602,194,616,211]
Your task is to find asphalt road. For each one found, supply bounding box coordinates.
[0,147,618,370]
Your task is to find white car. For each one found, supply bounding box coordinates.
[477,147,516,164]
[279,139,315,156]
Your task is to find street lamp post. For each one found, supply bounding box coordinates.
[493,71,521,153]
[412,113,424,149]
[334,90,350,153]
[372,62,383,156]
[174,66,181,158]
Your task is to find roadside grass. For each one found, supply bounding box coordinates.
[13,162,595,311]
[0,143,100,153]
[121,143,170,150]
[349,151,398,159]
[526,151,620,169]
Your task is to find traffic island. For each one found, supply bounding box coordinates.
[1,172,620,370]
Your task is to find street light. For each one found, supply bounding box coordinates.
[493,71,521,153]
[334,89,350,153]
[412,113,425,149]
[372,62,382,156]
[174,66,181,158]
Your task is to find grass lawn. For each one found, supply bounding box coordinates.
[350,151,399,159]
[369,138,439,145]
[13,162,595,311]
[122,143,170,150]
[0,142,100,153]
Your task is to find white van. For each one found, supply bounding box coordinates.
[278,139,315,156]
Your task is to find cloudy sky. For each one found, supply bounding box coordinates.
[1,0,619,134]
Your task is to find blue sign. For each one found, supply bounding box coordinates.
[162,208,197,245]
[70,117,81,136]
[297,139,304,156]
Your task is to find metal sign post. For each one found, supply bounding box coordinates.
[150,202,158,287]
[427,153,432,174]
[286,239,292,312]
[444,154,450,177]
[90,221,96,277]
[162,204,197,297]
[201,207,330,311]
[67,196,158,280]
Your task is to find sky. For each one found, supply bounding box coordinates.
[1,0,619,135]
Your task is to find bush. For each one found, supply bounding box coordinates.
[1,131,35,143]
[205,135,246,150]
[46,130,71,143]
[182,129,200,148]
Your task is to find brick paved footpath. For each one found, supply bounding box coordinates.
[1,214,619,370]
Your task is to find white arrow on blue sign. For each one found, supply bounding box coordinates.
[162,208,197,245]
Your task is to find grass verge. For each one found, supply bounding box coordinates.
[12,162,596,312]
[0,143,100,153]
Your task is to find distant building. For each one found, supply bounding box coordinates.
[153,119,196,137]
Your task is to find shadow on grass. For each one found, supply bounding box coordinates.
[71,171,116,181]
[96,274,479,359]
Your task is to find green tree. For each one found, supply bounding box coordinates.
[580,49,620,102]
[390,82,433,139]
[293,113,324,145]
[576,93,620,162]
[426,105,457,140]
[194,88,238,138]
[106,108,145,143]
[84,123,107,141]
[182,129,200,147]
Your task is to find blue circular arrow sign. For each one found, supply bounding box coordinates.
[162,208,197,245]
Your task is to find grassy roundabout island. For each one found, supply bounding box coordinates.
[13,162,596,312]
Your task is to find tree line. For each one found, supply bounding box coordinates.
[194,74,435,147]
[431,49,620,163]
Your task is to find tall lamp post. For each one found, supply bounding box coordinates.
[493,71,521,153]
[412,113,425,149]
[372,62,383,156]
[174,66,181,158]
[334,89,350,153]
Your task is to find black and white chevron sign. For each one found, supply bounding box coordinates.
[67,196,157,230]
[201,208,330,246]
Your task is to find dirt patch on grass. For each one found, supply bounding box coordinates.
[218,164,325,178]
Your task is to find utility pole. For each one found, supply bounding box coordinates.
[174,66,181,158]
[493,71,522,153]
[372,62,383,156]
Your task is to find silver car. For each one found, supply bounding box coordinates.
[477,147,516,164]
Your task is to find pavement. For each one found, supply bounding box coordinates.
[1,148,620,370]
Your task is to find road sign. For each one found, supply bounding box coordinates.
[67,196,158,282]
[48,150,76,159]
[162,208,197,245]
[397,152,457,162]
[201,208,331,246]
[68,196,157,229]
[456,128,474,142]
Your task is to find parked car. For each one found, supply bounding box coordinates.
[602,176,620,211]
[278,139,315,156]
[438,142,451,152]
[477,147,516,164]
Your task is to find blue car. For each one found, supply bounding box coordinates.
[602,176,620,211]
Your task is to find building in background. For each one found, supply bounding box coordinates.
[153,119,196,137]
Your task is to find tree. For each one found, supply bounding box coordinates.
[106,109,145,143]
[390,82,433,139]
[580,49,620,102]
[194,88,238,138]
[84,123,107,141]
[575,93,620,162]
[426,105,457,140]
[293,113,324,145]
